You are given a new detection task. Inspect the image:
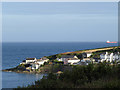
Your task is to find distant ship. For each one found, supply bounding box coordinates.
[106,40,117,43]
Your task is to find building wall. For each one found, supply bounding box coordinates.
[100,55,105,59]
[32,64,40,69]
[26,60,36,63]
[68,60,80,65]
[37,61,44,65]
[26,58,37,63]
[44,59,49,62]
[87,54,92,58]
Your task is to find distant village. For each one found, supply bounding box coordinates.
[20,51,120,70]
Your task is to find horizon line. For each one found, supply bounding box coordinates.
[1,41,117,43]
[1,0,119,2]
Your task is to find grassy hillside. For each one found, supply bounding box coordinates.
[47,46,120,60]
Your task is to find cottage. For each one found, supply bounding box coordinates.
[41,57,49,62]
[85,52,92,58]
[31,63,40,70]
[25,58,37,64]
[36,59,45,65]
[67,58,80,65]
[57,55,78,62]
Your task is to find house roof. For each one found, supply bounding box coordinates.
[61,55,76,58]
[26,58,36,60]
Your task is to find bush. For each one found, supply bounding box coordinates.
[16,63,120,88]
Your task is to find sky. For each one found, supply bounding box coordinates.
[2,2,118,42]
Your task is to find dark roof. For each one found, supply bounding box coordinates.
[61,55,75,58]
[26,58,35,60]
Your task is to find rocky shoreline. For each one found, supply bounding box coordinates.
[2,64,53,74]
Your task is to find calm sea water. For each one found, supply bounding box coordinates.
[2,42,118,88]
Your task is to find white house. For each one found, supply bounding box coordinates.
[67,58,80,65]
[41,57,49,62]
[36,60,45,65]
[57,55,78,62]
[85,52,92,58]
[25,58,37,64]
[31,59,47,70]
[31,63,40,69]
[110,53,113,62]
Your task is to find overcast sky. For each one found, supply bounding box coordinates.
[2,2,118,42]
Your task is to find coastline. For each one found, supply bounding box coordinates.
[2,46,118,74]
[2,64,53,74]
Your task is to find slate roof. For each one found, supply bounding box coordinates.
[26,58,36,60]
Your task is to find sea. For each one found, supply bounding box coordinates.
[1,42,118,88]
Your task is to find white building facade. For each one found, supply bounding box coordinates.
[68,59,80,65]
[31,63,40,69]
[86,52,92,58]
[100,52,120,62]
[26,58,37,63]
[57,55,78,62]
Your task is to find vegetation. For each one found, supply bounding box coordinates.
[47,55,57,60]
[53,60,64,64]
[15,63,120,88]
[47,46,120,60]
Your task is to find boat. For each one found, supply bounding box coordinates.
[106,40,117,43]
